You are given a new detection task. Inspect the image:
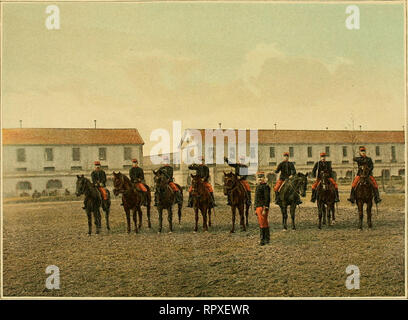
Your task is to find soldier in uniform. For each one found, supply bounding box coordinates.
[224,156,252,206]
[254,171,271,246]
[154,155,183,206]
[83,161,108,209]
[187,156,216,208]
[129,158,148,205]
[310,152,340,203]
[273,152,299,205]
[348,146,381,204]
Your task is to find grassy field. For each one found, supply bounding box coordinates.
[2,192,405,297]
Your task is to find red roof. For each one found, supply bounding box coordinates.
[183,129,405,144]
[2,128,144,145]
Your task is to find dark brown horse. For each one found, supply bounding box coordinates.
[316,170,336,229]
[113,172,151,233]
[190,174,212,232]
[153,170,183,233]
[355,164,373,230]
[223,171,248,233]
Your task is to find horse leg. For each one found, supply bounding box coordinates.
[94,209,101,234]
[239,204,246,232]
[230,206,236,233]
[138,205,143,229]
[147,203,152,228]
[327,204,332,226]
[168,207,173,233]
[290,204,296,230]
[245,203,249,227]
[202,207,208,232]
[357,201,364,230]
[132,209,139,233]
[86,209,92,235]
[125,207,131,234]
[105,206,110,231]
[281,206,288,230]
[332,203,336,223]
[322,204,326,225]
[194,207,199,232]
[158,207,163,233]
[178,203,182,225]
[318,204,322,229]
[208,207,212,227]
[367,201,373,229]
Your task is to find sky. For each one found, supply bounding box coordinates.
[2,2,405,154]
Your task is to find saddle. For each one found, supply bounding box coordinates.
[98,187,109,200]
[278,180,286,192]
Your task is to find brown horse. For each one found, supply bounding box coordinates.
[223,171,248,233]
[190,174,212,232]
[153,170,183,233]
[316,170,336,229]
[355,164,373,230]
[113,172,151,233]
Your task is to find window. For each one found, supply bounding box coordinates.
[45,148,53,161]
[289,147,294,157]
[325,146,330,156]
[229,147,236,159]
[375,160,382,164]
[124,147,132,160]
[72,148,80,161]
[71,166,82,171]
[269,162,277,166]
[207,147,214,161]
[391,146,396,162]
[46,179,62,189]
[342,146,348,157]
[306,161,314,165]
[342,160,349,164]
[269,147,275,158]
[16,168,27,172]
[101,165,109,170]
[307,146,312,158]
[17,148,26,162]
[250,147,256,158]
[99,148,107,160]
[44,167,55,172]
[123,165,132,170]
[16,181,32,190]
[375,146,380,156]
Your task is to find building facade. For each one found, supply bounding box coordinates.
[2,128,144,197]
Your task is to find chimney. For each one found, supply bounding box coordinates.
[359,125,362,131]
[19,120,22,128]
[94,120,97,129]
[218,123,222,129]
[274,123,277,130]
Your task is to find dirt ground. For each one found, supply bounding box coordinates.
[2,192,405,297]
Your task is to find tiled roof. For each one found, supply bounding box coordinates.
[2,128,144,145]
[183,129,405,144]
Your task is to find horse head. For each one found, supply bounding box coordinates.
[154,170,169,191]
[295,172,308,197]
[190,174,203,196]
[112,171,125,196]
[75,174,87,197]
[320,170,331,191]
[223,171,236,195]
[359,164,371,185]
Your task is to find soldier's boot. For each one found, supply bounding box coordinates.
[210,192,217,207]
[265,227,270,244]
[296,196,303,205]
[373,188,382,204]
[274,191,280,205]
[187,193,193,208]
[259,228,265,246]
[246,191,252,206]
[227,194,232,206]
[335,189,340,203]
[310,189,317,203]
[347,188,355,204]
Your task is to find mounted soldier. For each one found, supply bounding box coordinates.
[154,155,183,206]
[83,161,109,209]
[273,152,299,205]
[310,152,339,203]
[129,158,148,205]
[254,171,271,246]
[187,156,216,208]
[348,146,381,204]
[224,155,252,206]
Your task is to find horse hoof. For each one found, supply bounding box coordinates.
[282,229,287,232]
[230,230,235,233]
[331,220,336,225]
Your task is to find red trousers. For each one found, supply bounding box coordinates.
[169,182,179,192]
[352,176,378,189]
[255,207,269,228]
[274,179,285,192]
[98,187,108,200]
[188,182,213,193]
[240,180,251,191]
[312,178,338,190]
[135,183,147,192]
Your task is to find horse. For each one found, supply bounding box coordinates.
[276,172,308,230]
[153,170,183,233]
[223,171,249,233]
[355,164,374,230]
[75,175,111,235]
[190,174,212,232]
[113,172,151,233]
[316,170,336,229]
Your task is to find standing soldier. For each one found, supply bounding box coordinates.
[273,152,298,204]
[348,146,382,204]
[310,152,340,203]
[254,171,271,246]
[187,156,216,208]
[224,156,252,206]
[129,158,148,205]
[155,155,183,206]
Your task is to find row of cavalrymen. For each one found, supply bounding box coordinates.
[89,145,381,209]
